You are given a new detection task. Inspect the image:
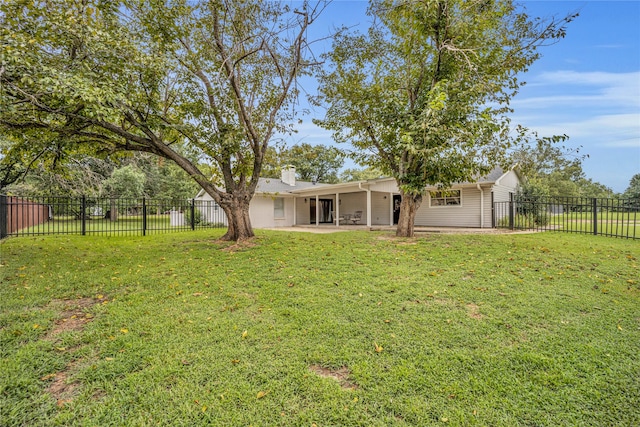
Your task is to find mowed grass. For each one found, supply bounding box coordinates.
[0,230,638,426]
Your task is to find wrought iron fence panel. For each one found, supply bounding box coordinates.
[0,195,226,238]
[494,195,639,240]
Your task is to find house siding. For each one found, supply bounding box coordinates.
[497,169,520,190]
[249,194,295,228]
[369,180,399,193]
[340,192,367,222]
[295,197,310,225]
[371,192,392,225]
[415,187,482,227]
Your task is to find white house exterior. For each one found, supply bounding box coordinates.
[193,166,329,228]
[194,166,521,229]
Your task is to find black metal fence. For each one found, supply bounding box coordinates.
[494,195,639,240]
[0,195,227,238]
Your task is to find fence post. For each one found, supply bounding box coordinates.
[191,199,195,230]
[81,195,86,236]
[142,197,147,236]
[592,198,598,236]
[0,195,7,239]
[509,193,514,230]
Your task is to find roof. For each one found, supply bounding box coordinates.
[195,166,518,198]
[255,177,328,194]
[195,177,328,199]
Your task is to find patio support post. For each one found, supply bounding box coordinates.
[389,193,394,226]
[293,197,297,226]
[335,192,340,226]
[366,189,372,227]
[477,184,485,228]
[315,195,319,226]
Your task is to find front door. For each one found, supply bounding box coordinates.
[310,199,334,224]
[393,195,402,224]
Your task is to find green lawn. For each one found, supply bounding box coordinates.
[1,230,638,426]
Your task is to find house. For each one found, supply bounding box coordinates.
[194,166,329,228]
[194,166,521,229]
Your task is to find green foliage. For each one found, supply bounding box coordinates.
[313,0,576,234]
[515,181,551,226]
[104,165,145,199]
[340,167,385,182]
[261,144,345,183]
[1,231,638,425]
[510,137,614,198]
[0,0,324,240]
[623,173,640,199]
[315,1,576,190]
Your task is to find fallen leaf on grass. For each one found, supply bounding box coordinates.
[41,373,57,381]
[120,328,128,334]
[241,330,248,339]
[256,390,270,399]
[374,342,383,353]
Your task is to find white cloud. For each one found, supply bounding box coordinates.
[515,70,640,109]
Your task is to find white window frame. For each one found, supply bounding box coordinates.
[273,197,285,219]
[429,189,462,207]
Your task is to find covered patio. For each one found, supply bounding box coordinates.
[290,179,401,228]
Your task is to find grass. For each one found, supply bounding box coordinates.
[499,212,638,239]
[1,230,639,426]
[16,214,223,237]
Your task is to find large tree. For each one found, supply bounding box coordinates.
[0,0,325,241]
[314,0,576,237]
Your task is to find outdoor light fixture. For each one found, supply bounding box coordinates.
[304,198,307,203]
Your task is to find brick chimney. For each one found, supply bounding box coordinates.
[281,165,296,186]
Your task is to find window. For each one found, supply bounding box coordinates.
[429,189,461,207]
[274,198,285,218]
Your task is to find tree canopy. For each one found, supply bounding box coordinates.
[509,138,613,198]
[314,0,576,236]
[623,174,640,199]
[0,0,325,241]
[262,143,345,183]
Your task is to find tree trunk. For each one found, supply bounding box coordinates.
[396,191,422,238]
[218,195,254,241]
[109,198,118,221]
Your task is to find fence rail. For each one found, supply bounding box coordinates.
[0,195,227,238]
[494,195,639,240]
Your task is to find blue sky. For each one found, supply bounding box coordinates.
[284,1,640,193]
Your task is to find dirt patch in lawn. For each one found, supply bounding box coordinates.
[309,365,359,390]
[43,362,81,408]
[41,296,107,406]
[466,303,484,320]
[44,297,105,339]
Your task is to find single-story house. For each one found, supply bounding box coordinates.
[194,166,521,229]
